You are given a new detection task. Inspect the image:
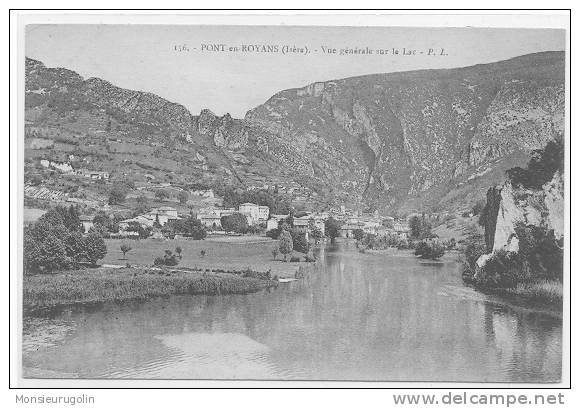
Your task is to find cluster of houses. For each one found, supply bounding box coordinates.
[197,202,270,228]
[74,197,411,242]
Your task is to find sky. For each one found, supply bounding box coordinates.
[25,25,565,117]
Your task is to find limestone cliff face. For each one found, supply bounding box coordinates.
[477,171,564,268]
[240,51,565,212]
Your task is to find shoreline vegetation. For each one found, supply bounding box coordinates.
[23,266,279,314]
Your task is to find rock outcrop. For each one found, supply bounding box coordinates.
[476,170,564,268]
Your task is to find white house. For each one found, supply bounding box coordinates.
[79,215,94,233]
[238,203,269,225]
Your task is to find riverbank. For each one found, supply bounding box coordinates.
[497,280,562,307]
[23,266,277,314]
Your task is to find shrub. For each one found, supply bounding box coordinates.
[154,249,180,266]
[476,250,524,288]
[289,256,301,263]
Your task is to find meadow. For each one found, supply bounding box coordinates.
[102,236,306,278]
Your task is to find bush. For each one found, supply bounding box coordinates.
[154,249,180,266]
[289,256,301,263]
[476,250,524,288]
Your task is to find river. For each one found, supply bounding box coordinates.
[22,242,562,382]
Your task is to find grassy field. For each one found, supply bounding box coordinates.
[23,267,276,313]
[102,236,307,278]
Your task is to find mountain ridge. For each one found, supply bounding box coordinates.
[24,51,565,214]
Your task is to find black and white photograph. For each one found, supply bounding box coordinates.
[13,13,569,386]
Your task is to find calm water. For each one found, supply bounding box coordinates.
[23,243,562,382]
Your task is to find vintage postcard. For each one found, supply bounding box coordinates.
[14,13,569,386]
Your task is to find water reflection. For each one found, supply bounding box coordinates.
[23,243,562,382]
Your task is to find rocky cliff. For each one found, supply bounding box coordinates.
[239,52,564,213]
[474,168,564,278]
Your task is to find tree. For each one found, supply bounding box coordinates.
[324,217,342,243]
[135,195,150,214]
[172,216,207,240]
[175,246,182,259]
[178,190,189,204]
[352,229,365,241]
[93,211,112,230]
[83,233,107,265]
[126,221,152,239]
[414,241,445,260]
[279,230,293,262]
[292,231,309,254]
[310,226,323,243]
[271,247,279,260]
[120,243,132,259]
[155,189,170,201]
[409,215,432,239]
[221,212,249,234]
[109,184,128,205]
[24,207,92,274]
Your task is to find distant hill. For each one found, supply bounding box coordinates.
[24,51,564,214]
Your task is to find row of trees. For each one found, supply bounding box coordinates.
[24,206,107,274]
